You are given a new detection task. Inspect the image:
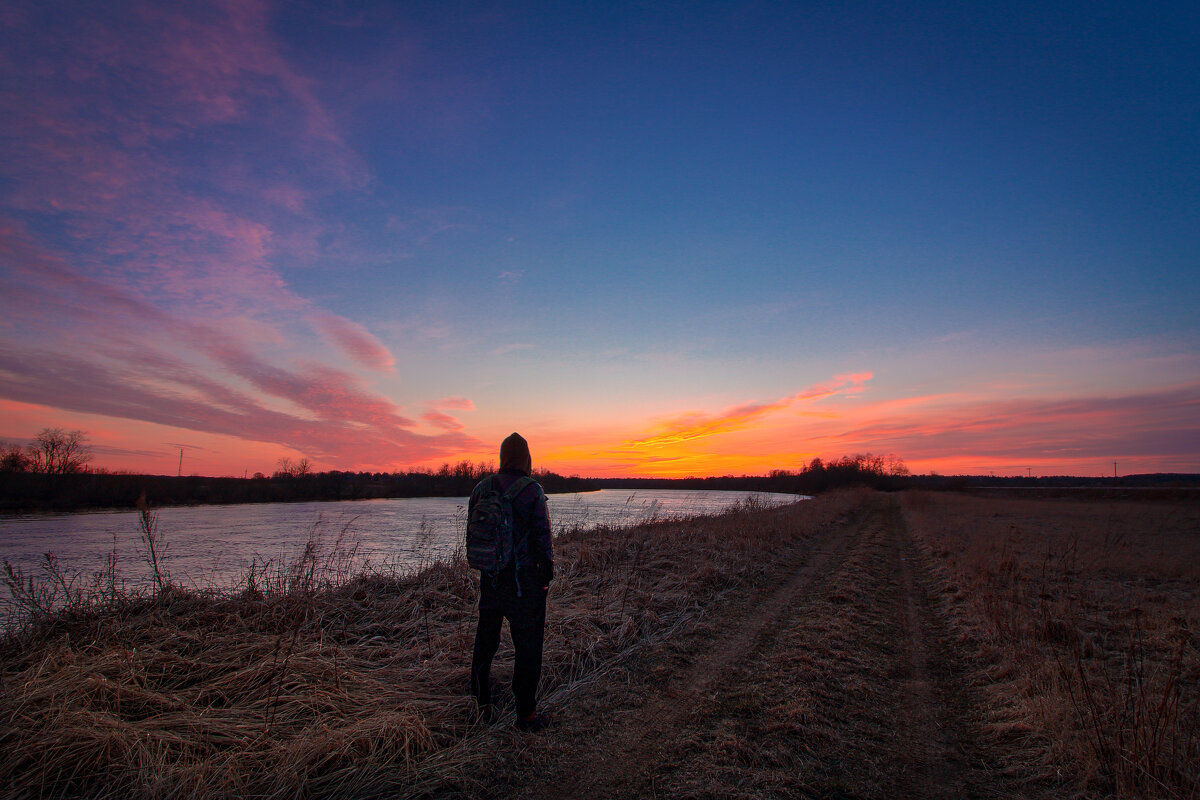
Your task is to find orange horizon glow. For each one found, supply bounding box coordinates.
[5,374,1196,481]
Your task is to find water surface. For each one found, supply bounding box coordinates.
[0,489,800,591]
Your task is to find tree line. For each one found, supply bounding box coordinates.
[589,454,912,495]
[0,432,916,511]
[1,428,93,475]
[0,457,596,512]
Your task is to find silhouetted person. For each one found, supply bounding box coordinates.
[468,432,554,732]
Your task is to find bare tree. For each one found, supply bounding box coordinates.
[0,442,32,472]
[27,428,93,474]
[274,456,312,478]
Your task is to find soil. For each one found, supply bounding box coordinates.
[443,494,1058,799]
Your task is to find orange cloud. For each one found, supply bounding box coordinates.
[628,373,872,447]
[530,380,1200,479]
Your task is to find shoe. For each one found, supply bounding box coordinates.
[514,712,549,733]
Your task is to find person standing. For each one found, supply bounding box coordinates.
[468,432,554,732]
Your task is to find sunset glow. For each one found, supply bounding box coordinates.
[1,2,1197,479]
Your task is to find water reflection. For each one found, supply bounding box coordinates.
[0,489,800,591]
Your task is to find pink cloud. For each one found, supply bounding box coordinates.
[311,312,396,372]
[0,1,367,316]
[421,411,466,432]
[419,398,476,433]
[828,385,1200,467]
[108,0,353,154]
[260,184,310,213]
[0,5,492,472]
[433,396,474,410]
[0,342,476,468]
[0,228,473,466]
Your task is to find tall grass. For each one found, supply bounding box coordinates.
[902,491,1200,798]
[0,492,849,798]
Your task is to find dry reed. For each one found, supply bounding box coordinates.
[1,492,854,799]
[901,491,1200,799]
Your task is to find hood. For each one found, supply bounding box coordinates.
[499,432,532,476]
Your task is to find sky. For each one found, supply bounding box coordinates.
[1,0,1198,478]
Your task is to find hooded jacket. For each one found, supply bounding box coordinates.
[468,432,554,585]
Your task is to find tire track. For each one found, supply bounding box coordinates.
[481,495,1041,800]
[649,495,1010,799]
[522,500,870,800]
[887,500,973,799]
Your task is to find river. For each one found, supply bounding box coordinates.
[0,489,801,592]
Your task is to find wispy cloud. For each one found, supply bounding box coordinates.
[0,0,365,316]
[419,397,477,432]
[432,397,474,410]
[0,3,445,466]
[310,312,396,372]
[0,340,477,466]
[0,227,477,466]
[421,411,466,432]
[826,384,1200,469]
[628,373,873,447]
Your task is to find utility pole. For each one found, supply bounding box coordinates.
[1027,467,1031,478]
[1114,461,1118,479]
[178,447,184,477]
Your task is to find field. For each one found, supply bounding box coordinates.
[1,490,1197,798]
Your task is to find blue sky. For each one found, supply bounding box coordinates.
[1,0,1197,476]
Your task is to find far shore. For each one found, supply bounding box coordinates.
[2,466,1197,514]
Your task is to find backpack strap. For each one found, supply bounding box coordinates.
[501,475,533,501]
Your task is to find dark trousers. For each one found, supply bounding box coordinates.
[470,571,547,718]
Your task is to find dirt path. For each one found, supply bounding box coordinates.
[887,500,975,798]
[518,495,865,800]
[458,494,1052,800]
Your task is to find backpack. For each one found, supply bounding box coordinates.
[466,475,534,576]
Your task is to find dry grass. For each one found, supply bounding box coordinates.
[0,493,855,799]
[901,491,1200,799]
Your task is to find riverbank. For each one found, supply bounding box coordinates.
[0,493,844,798]
[0,489,802,600]
[3,491,1197,798]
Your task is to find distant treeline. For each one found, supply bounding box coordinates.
[2,457,1195,513]
[0,469,594,513]
[0,454,906,512]
[594,454,914,495]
